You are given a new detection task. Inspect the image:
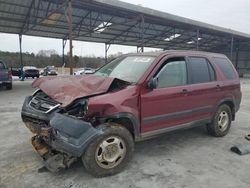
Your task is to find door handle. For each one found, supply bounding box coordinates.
[180,89,191,94]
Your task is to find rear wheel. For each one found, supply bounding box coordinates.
[82,123,134,177]
[207,104,232,137]
[6,83,12,90]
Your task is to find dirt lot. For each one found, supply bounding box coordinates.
[0,78,250,188]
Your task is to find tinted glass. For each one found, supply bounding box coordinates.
[213,57,236,80]
[208,62,216,81]
[188,57,212,84]
[156,58,187,88]
[95,56,155,83]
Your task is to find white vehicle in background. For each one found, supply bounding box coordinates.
[74,68,95,75]
[41,66,58,76]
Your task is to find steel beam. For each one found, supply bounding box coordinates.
[62,39,67,66]
[105,43,111,64]
[19,34,24,81]
[235,45,239,70]
[67,0,73,75]
[196,29,199,50]
[20,0,35,34]
[230,36,234,61]
[137,46,144,53]
[140,15,145,51]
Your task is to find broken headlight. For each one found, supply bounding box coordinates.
[63,99,88,118]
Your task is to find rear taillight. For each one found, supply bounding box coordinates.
[8,71,12,79]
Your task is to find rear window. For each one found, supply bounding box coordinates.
[213,58,236,80]
[0,61,6,69]
[188,57,215,84]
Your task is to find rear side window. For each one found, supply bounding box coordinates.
[213,58,236,80]
[188,57,215,84]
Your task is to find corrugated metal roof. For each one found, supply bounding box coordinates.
[0,0,249,51]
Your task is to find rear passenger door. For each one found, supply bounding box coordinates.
[185,56,221,121]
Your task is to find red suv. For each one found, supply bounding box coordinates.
[21,51,241,177]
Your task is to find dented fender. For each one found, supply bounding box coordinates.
[49,113,103,157]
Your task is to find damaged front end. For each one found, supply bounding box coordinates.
[21,90,102,172]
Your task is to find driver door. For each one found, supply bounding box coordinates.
[140,57,195,135]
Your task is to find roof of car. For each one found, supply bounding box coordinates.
[126,50,227,58]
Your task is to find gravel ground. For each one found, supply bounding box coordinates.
[0,78,250,188]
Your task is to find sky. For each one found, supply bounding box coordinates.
[0,0,249,57]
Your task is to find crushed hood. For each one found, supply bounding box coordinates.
[32,75,129,107]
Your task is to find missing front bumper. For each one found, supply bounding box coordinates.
[31,135,77,172]
[22,96,103,172]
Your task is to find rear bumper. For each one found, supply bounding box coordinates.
[21,96,101,157]
[24,73,39,77]
[0,80,12,85]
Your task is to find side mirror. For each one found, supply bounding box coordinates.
[147,77,158,89]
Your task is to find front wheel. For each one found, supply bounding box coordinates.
[207,104,232,137]
[82,123,134,177]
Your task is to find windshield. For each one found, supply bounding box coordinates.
[47,67,56,71]
[95,56,155,83]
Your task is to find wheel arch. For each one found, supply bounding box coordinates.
[98,112,140,141]
[217,99,235,121]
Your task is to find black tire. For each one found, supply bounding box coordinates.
[82,123,134,177]
[207,104,232,137]
[6,83,12,90]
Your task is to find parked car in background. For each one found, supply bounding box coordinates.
[73,67,95,75]
[22,51,241,177]
[11,67,21,77]
[41,66,58,76]
[23,66,39,79]
[0,60,12,90]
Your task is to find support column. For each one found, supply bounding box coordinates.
[67,0,73,75]
[105,43,111,64]
[137,46,144,53]
[235,45,239,70]
[19,34,25,81]
[62,39,67,66]
[230,36,234,61]
[196,29,199,50]
[140,15,145,53]
[19,34,23,68]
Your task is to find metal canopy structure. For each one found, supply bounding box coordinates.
[0,0,250,74]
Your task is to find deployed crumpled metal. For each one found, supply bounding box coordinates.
[32,75,129,107]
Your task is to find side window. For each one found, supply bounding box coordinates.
[0,62,5,69]
[155,57,187,88]
[208,62,215,81]
[188,57,215,84]
[213,57,236,80]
